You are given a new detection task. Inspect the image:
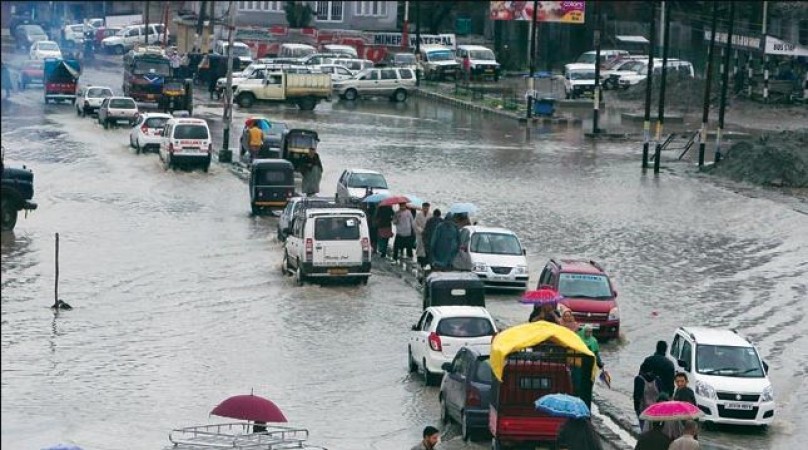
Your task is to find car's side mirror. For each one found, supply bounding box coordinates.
[612,290,618,298]
[762,360,769,374]
[411,324,418,331]
[441,362,453,372]
[522,248,527,255]
[677,359,691,372]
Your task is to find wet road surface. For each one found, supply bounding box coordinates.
[2,55,807,450]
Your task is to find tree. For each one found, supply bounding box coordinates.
[285,1,313,28]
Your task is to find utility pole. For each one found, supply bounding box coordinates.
[527,0,538,120]
[652,0,670,174]
[715,1,734,165]
[195,0,208,52]
[402,1,409,50]
[144,1,150,45]
[762,1,769,103]
[219,0,236,163]
[641,2,657,169]
[592,1,602,134]
[415,1,421,86]
[698,1,718,168]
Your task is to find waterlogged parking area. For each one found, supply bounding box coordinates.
[2,55,808,450]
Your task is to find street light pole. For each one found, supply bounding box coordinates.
[415,1,421,86]
[526,0,538,120]
[219,0,236,163]
[402,1,409,50]
[715,1,734,165]
[144,1,150,45]
[762,1,769,103]
[698,1,718,168]
[652,0,670,174]
[641,2,656,169]
[592,1,602,134]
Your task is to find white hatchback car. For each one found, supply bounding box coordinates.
[457,226,529,290]
[129,112,172,154]
[76,85,114,117]
[335,169,390,203]
[409,306,497,386]
[669,327,775,427]
[29,40,62,60]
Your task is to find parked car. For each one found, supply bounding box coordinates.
[213,40,254,69]
[14,24,49,50]
[418,45,460,81]
[408,306,497,386]
[600,58,645,89]
[377,52,417,70]
[322,44,358,58]
[563,63,596,99]
[333,67,415,102]
[301,53,350,71]
[456,45,501,81]
[158,117,213,172]
[537,259,620,340]
[457,226,529,290]
[277,196,334,242]
[335,169,390,202]
[282,205,372,285]
[76,85,114,116]
[575,49,630,68]
[439,346,493,441]
[101,24,167,55]
[617,58,695,89]
[330,58,375,74]
[129,112,172,154]
[29,40,62,60]
[94,26,121,48]
[97,96,139,129]
[278,43,317,60]
[318,64,356,82]
[669,327,774,427]
[18,59,44,89]
[1,148,38,232]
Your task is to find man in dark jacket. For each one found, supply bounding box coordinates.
[634,421,671,450]
[673,372,697,406]
[633,361,663,430]
[430,213,460,270]
[642,340,675,396]
[422,209,442,265]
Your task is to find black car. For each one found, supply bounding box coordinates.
[1,148,38,231]
[439,346,493,442]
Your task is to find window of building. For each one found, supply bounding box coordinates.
[355,1,387,17]
[238,1,283,12]
[314,1,343,22]
[799,20,808,46]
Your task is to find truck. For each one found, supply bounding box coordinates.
[234,71,331,111]
[123,46,193,113]
[44,58,81,104]
[1,147,38,232]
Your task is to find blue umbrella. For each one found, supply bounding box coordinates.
[448,202,478,215]
[361,192,390,203]
[42,445,84,450]
[403,194,426,207]
[534,393,590,419]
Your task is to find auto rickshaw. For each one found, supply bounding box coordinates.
[489,322,596,450]
[281,129,319,172]
[422,272,485,310]
[249,159,295,215]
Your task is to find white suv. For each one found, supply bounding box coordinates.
[457,226,529,290]
[669,327,775,427]
[333,67,415,102]
[158,118,213,172]
[408,306,497,386]
[283,206,372,286]
[101,24,167,55]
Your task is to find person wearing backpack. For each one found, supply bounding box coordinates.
[633,361,663,430]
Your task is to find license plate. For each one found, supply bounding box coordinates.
[725,403,754,410]
[146,94,155,99]
[328,268,348,275]
[492,275,510,280]
[181,147,201,153]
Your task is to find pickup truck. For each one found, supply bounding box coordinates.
[1,148,37,232]
[44,58,81,104]
[234,72,331,111]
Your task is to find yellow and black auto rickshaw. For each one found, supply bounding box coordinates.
[249,159,295,215]
[281,129,319,172]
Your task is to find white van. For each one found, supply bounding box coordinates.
[669,327,775,427]
[279,43,317,61]
[159,118,213,172]
[214,40,254,66]
[283,206,372,286]
[322,44,358,58]
[418,45,460,81]
[563,63,596,99]
[456,45,501,81]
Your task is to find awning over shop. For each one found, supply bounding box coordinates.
[765,36,808,57]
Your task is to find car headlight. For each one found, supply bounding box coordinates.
[761,385,774,402]
[696,380,717,400]
[472,262,487,272]
[515,265,528,275]
[608,307,619,321]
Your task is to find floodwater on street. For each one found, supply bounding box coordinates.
[2,55,807,450]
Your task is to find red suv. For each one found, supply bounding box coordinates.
[537,259,619,340]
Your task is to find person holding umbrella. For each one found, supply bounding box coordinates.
[535,393,603,450]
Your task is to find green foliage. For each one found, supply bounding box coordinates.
[284,1,313,28]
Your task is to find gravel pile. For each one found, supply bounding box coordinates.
[616,75,723,113]
[713,131,808,188]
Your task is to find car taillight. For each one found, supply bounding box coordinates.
[361,237,370,261]
[141,124,148,134]
[428,332,442,352]
[466,386,481,407]
[305,238,313,262]
[168,143,174,153]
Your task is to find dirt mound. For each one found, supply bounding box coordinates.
[712,131,808,188]
[617,75,723,114]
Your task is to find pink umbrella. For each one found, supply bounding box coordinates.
[519,288,562,305]
[210,393,288,423]
[379,195,411,207]
[640,401,704,421]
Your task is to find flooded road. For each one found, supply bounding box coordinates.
[2,56,807,450]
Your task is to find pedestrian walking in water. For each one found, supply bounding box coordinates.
[1,62,12,99]
[430,213,460,270]
[422,209,442,266]
[578,324,605,369]
[374,205,394,258]
[411,425,440,450]
[393,201,415,262]
[673,372,697,406]
[300,147,322,197]
[633,421,671,450]
[414,202,430,267]
[633,361,662,430]
[641,341,675,396]
[556,417,604,450]
[668,420,699,450]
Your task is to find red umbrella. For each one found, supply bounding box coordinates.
[379,195,411,207]
[210,393,287,423]
[640,401,703,421]
[519,288,562,305]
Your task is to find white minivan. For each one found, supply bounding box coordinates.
[159,118,213,172]
[457,226,529,290]
[669,327,775,427]
[283,206,372,285]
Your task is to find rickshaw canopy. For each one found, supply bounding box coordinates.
[490,321,596,382]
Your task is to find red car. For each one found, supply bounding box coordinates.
[19,59,45,89]
[537,259,620,340]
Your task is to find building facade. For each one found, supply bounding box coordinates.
[234,1,397,31]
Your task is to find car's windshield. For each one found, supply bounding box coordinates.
[267,123,287,136]
[314,217,361,240]
[475,358,493,383]
[348,173,387,189]
[470,233,522,255]
[287,134,317,148]
[557,273,612,299]
[469,49,496,60]
[110,98,136,109]
[569,70,596,80]
[395,54,416,64]
[696,345,765,378]
[225,45,252,57]
[144,117,169,129]
[134,60,170,76]
[436,317,494,338]
[174,124,209,140]
[257,168,293,185]
[576,53,596,64]
[39,42,59,51]
[427,50,454,61]
[87,87,112,98]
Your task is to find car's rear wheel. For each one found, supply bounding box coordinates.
[423,359,439,386]
[114,45,124,55]
[408,347,417,373]
[461,411,474,441]
[1,197,19,232]
[103,119,109,129]
[237,93,254,108]
[136,141,142,155]
[393,89,407,102]
[344,88,358,101]
[439,396,450,424]
[295,266,305,286]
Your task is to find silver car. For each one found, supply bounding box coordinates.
[333,67,415,102]
[97,97,139,129]
[76,86,114,117]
